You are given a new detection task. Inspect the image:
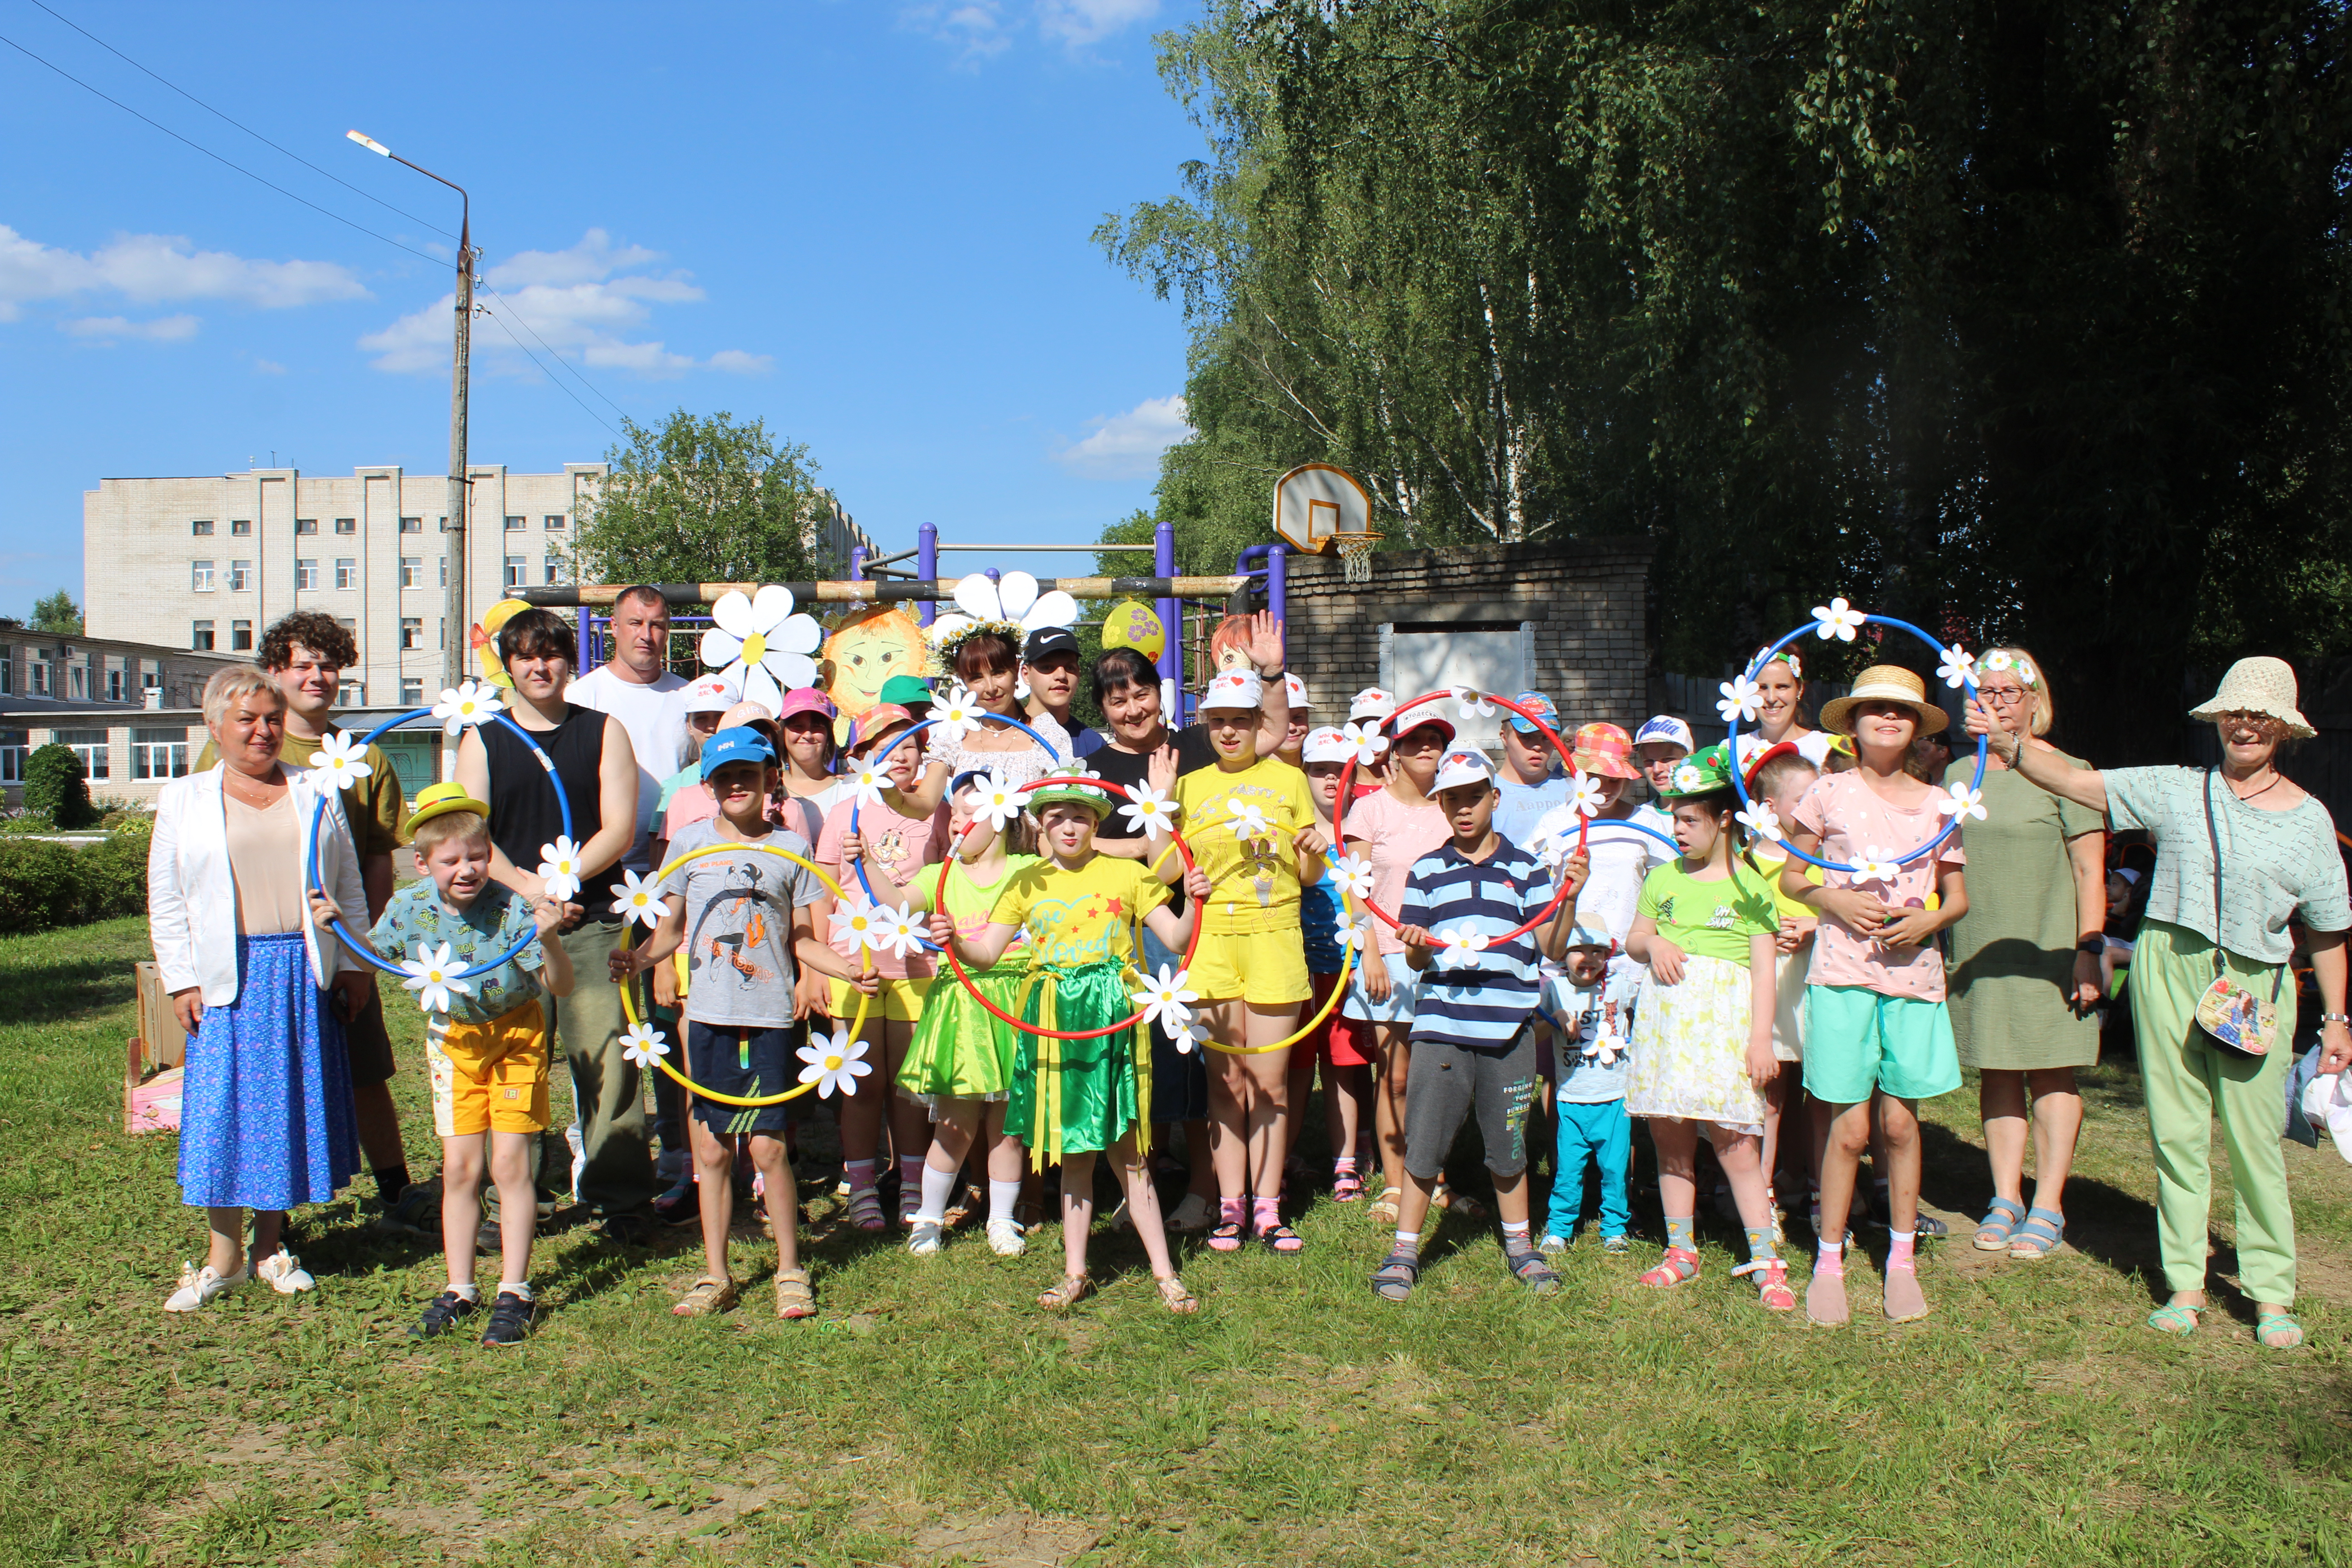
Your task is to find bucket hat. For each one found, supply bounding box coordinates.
[2186,656,2314,738]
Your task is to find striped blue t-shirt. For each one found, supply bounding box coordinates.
[1397,834,1555,1049]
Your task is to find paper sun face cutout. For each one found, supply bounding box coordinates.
[1811,598,1867,642]
[307,730,375,789]
[398,941,474,1016]
[616,870,665,928]
[699,586,823,715]
[536,837,584,904]
[797,1030,872,1098]
[822,608,932,733]
[619,1022,671,1069]
[432,680,505,737]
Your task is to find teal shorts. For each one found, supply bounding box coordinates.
[1800,985,1962,1105]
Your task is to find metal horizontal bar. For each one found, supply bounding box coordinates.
[515,577,1248,608]
[931,543,1157,553]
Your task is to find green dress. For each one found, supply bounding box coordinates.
[897,855,1037,1107]
[1944,751,2104,1070]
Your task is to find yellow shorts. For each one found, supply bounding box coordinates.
[426,999,549,1138]
[1186,931,1311,1007]
[831,975,931,1024]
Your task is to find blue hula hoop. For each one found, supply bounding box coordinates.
[306,708,575,980]
[848,708,1065,950]
[1727,612,1986,875]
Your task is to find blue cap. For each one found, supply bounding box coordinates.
[700,725,777,780]
[1505,691,1559,734]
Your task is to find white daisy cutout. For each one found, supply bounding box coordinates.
[1453,686,1496,721]
[1173,1019,1212,1055]
[535,836,584,903]
[699,585,823,713]
[1224,799,1272,840]
[619,1022,671,1069]
[616,869,666,928]
[797,1029,872,1098]
[1568,769,1609,819]
[1586,1031,1625,1067]
[1811,597,1867,642]
[845,754,889,809]
[927,571,1081,652]
[1938,782,1988,822]
[971,769,1023,831]
[1131,965,1200,1033]
[1336,916,1373,955]
[1339,720,1391,765]
[1851,847,1902,885]
[1671,762,1708,795]
[931,685,984,745]
[1716,674,1764,725]
[828,902,885,952]
[1735,801,1785,842]
[431,679,505,738]
[1983,650,2038,685]
[870,904,927,961]
[1118,782,1177,837]
[1936,643,1978,690]
[1436,925,1491,967]
[307,731,375,789]
[398,941,474,1016]
[1334,853,1377,901]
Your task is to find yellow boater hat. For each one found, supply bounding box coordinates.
[406,780,491,833]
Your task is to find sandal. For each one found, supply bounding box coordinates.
[1735,1258,1797,1311]
[1261,1224,1305,1255]
[1504,1248,1561,1295]
[1973,1195,2026,1251]
[1206,1220,1248,1253]
[1366,1187,1402,1226]
[1037,1273,1094,1312]
[2256,1310,2305,1350]
[1156,1275,1199,1314]
[672,1276,739,1317]
[1638,1247,1701,1289]
[1431,1184,1485,1221]
[2146,1301,2202,1337]
[1333,1169,1364,1203]
[2007,1207,2065,1260]
[773,1267,816,1320]
[1371,1249,1419,1303]
[843,1186,887,1233]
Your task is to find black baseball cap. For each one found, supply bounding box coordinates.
[1024,627,1080,663]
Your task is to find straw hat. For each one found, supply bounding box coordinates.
[2187,657,2314,738]
[1818,665,1948,737]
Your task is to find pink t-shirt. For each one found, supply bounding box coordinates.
[816,794,950,979]
[1789,772,1966,1002]
[1339,786,1451,955]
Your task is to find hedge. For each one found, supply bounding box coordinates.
[0,819,152,934]
[24,743,97,829]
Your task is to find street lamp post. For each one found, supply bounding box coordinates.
[348,130,472,719]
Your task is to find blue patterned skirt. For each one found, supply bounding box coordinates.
[177,933,359,1210]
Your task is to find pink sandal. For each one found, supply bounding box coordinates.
[1638,1247,1700,1289]
[843,1186,887,1233]
[1735,1258,1796,1310]
[1332,1168,1364,1202]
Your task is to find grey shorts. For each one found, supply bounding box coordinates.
[1402,1028,1539,1181]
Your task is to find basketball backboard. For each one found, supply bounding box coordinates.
[1273,463,1370,554]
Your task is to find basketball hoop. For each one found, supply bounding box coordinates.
[1336,529,1382,583]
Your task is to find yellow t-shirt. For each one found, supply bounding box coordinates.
[1743,847,1818,922]
[991,854,1171,970]
[1175,756,1318,935]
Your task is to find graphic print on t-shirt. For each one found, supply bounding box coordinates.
[691,858,778,993]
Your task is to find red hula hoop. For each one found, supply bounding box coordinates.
[1330,690,1582,946]
[936,774,1206,1042]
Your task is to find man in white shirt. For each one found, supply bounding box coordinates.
[564,584,687,884]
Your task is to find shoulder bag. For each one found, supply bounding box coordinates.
[2193,771,2284,1058]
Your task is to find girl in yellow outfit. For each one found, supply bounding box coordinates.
[1173,668,1332,1252]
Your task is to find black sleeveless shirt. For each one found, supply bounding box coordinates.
[482,705,618,916]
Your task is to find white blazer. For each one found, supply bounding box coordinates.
[147,763,371,1005]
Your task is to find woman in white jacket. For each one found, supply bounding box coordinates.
[148,666,373,1312]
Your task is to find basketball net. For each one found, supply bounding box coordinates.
[1337,530,1380,584]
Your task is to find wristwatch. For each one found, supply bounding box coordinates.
[2077,936,2107,957]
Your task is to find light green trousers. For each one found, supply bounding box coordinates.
[2130,921,2296,1304]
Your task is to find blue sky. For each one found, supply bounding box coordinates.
[0,0,1206,620]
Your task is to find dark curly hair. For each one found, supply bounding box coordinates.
[256,610,357,671]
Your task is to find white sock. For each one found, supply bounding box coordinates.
[496,1280,531,1302]
[448,1281,481,1303]
[917,1164,958,1225]
[1888,1227,1915,1246]
[1394,1227,1419,1251]
[989,1178,1022,1226]
[1502,1220,1532,1250]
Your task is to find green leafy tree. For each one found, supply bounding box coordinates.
[24,743,94,829]
[574,409,825,586]
[29,591,80,636]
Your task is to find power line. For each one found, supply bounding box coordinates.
[477,279,635,423]
[22,0,458,240]
[474,299,622,438]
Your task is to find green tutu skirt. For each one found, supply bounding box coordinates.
[897,961,1029,1107]
[1006,960,1151,1169]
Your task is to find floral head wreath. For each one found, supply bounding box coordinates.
[928,616,1025,666]
[1980,650,2038,686]
[1752,646,1801,681]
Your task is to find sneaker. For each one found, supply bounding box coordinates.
[1600,1234,1631,1255]
[412,1289,478,1339]
[1537,1232,1569,1255]
[164,1260,247,1313]
[652,1176,699,1226]
[480,1291,536,1346]
[254,1249,315,1295]
[373,1179,441,1236]
[475,1217,503,1257]
[1164,1192,1214,1232]
[907,1219,946,1255]
[985,1218,1028,1257]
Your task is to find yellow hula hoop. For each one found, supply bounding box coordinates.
[617,841,874,1108]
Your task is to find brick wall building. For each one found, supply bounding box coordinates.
[1280,538,1654,750]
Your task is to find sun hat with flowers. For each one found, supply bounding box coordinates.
[1659,743,1738,800]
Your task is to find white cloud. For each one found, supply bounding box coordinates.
[361,228,761,380]
[59,314,201,343]
[252,358,288,375]
[1038,0,1158,47]
[903,2,1014,62]
[1053,394,1192,480]
[0,225,365,316]
[904,0,1155,61]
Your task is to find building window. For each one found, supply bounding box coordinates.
[400,516,422,534]
[69,663,88,701]
[191,620,215,651]
[337,617,357,634]
[438,556,448,588]
[505,515,526,532]
[334,517,356,535]
[191,519,214,536]
[401,617,423,650]
[436,516,448,532]
[230,519,251,536]
[191,559,215,592]
[544,514,566,530]
[296,559,318,591]
[296,518,318,535]
[229,560,252,592]
[335,557,357,589]
[55,728,109,781]
[231,619,253,652]
[29,662,49,696]
[0,732,24,784]
[0,657,11,697]
[505,555,527,588]
[132,727,188,781]
[106,666,123,703]
[401,556,423,588]
[400,677,424,707]
[544,554,572,586]
[337,682,363,708]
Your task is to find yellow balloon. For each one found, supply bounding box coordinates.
[1099,599,1166,661]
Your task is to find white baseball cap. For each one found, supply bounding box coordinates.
[1285,672,1313,709]
[1300,725,1351,764]
[1348,686,1396,724]
[1200,669,1265,712]
[1431,748,1496,794]
[1634,714,1695,753]
[681,673,741,715]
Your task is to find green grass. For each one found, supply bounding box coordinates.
[3,916,2349,1566]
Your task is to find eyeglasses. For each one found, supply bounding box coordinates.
[1978,686,2032,706]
